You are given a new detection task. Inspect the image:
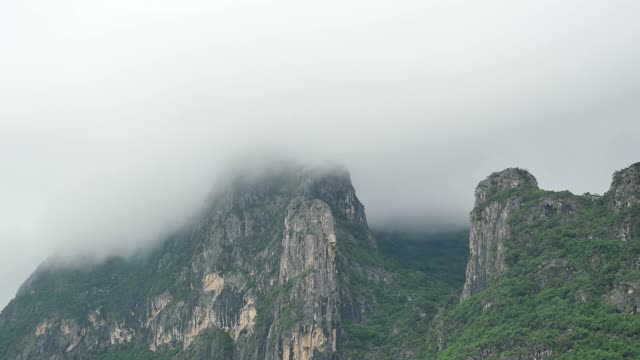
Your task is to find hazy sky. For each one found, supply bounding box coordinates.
[1,0,639,308]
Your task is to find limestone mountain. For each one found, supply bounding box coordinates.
[0,165,468,359]
[2,162,639,359]
[430,162,640,359]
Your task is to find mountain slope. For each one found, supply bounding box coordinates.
[1,166,361,359]
[431,163,640,359]
[4,162,638,359]
[0,165,468,360]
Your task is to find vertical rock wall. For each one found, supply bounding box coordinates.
[461,168,538,301]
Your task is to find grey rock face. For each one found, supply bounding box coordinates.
[461,163,640,302]
[606,281,640,314]
[461,198,519,301]
[473,168,538,204]
[0,165,374,360]
[607,162,640,241]
[461,168,538,301]
[608,162,640,213]
[270,197,340,360]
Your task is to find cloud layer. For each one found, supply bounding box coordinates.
[1,0,639,308]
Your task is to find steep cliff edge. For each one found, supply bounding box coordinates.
[608,162,640,212]
[461,168,538,300]
[0,165,375,360]
[607,162,640,241]
[432,163,640,359]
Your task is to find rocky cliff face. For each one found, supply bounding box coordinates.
[461,168,538,300]
[607,162,640,241]
[0,165,377,360]
[461,164,640,301]
[609,163,640,213]
[439,163,640,359]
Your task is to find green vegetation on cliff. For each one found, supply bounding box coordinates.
[431,184,640,359]
[2,163,639,360]
[341,229,468,359]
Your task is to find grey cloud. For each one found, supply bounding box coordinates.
[1,0,639,308]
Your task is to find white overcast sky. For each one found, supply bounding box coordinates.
[1,0,639,308]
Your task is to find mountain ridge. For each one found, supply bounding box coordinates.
[1,164,466,359]
[1,162,639,359]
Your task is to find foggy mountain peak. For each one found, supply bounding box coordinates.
[2,0,640,321]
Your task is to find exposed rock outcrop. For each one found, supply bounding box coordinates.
[608,162,640,213]
[450,162,640,358]
[461,163,640,301]
[461,168,538,300]
[0,165,374,360]
[607,162,640,241]
[606,281,640,314]
[269,197,340,359]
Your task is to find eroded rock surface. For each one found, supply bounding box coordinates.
[0,165,374,360]
[461,168,538,300]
